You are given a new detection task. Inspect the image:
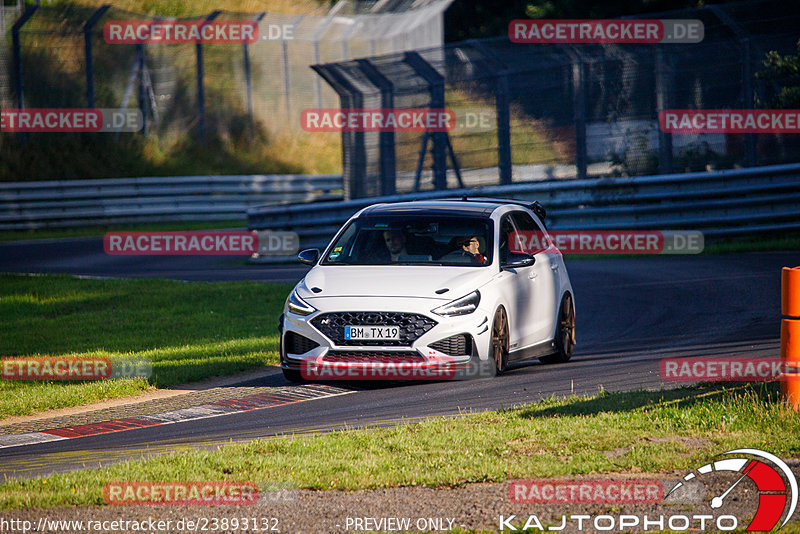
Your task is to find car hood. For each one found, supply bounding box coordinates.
[297,265,494,301]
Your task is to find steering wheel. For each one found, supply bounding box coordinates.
[441,249,482,264]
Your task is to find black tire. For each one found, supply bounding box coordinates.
[490,307,509,376]
[282,367,305,383]
[540,294,575,364]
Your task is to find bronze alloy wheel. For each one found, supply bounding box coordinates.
[540,293,575,364]
[491,307,509,375]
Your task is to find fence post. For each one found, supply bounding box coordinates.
[655,46,673,174]
[404,51,447,191]
[11,3,37,110]
[311,64,367,199]
[469,40,512,186]
[568,48,588,181]
[312,12,337,109]
[135,43,147,134]
[10,3,37,142]
[282,14,306,121]
[741,38,757,167]
[83,5,111,108]
[495,73,512,185]
[244,12,266,135]
[196,10,221,142]
[340,17,360,60]
[317,0,347,82]
[357,58,396,196]
[709,5,757,167]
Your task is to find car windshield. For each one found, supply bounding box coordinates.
[322,215,493,266]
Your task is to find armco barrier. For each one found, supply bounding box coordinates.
[0,175,342,230]
[247,162,800,256]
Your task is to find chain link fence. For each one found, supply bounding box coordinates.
[315,0,800,199]
[0,0,22,108]
[0,0,452,139]
[0,0,21,35]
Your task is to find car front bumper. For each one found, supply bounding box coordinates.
[281,296,494,380]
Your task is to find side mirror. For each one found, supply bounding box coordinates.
[501,253,535,270]
[297,248,320,266]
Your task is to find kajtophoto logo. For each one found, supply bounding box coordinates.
[667,449,798,531]
[499,449,797,531]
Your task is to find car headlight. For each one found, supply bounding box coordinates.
[432,290,481,317]
[287,289,316,316]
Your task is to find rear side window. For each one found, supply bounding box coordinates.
[509,211,549,255]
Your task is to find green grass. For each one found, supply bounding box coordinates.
[0,274,291,418]
[703,232,800,255]
[0,382,797,509]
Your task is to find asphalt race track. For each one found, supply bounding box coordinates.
[0,237,793,479]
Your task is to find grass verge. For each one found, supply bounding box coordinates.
[0,274,290,418]
[702,232,800,255]
[0,381,797,509]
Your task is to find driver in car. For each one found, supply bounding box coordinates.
[450,236,486,264]
[383,230,409,262]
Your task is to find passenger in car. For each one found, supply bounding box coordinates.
[449,236,486,264]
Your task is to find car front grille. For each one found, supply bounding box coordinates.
[284,331,320,354]
[310,312,437,346]
[323,350,425,363]
[429,334,471,356]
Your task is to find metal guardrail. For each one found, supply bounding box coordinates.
[0,175,342,230]
[247,163,800,255]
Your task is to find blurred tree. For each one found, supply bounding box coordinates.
[756,39,800,108]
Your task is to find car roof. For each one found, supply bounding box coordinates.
[359,198,537,218]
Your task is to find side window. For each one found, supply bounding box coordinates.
[510,211,548,254]
[499,215,517,262]
[325,222,358,263]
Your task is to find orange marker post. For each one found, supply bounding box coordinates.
[781,266,800,410]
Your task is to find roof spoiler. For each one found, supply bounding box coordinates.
[436,196,548,226]
[530,201,546,223]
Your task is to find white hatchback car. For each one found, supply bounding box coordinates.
[279,198,575,382]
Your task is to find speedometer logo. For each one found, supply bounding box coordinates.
[666,449,798,531]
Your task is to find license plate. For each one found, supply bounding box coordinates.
[344,326,400,340]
